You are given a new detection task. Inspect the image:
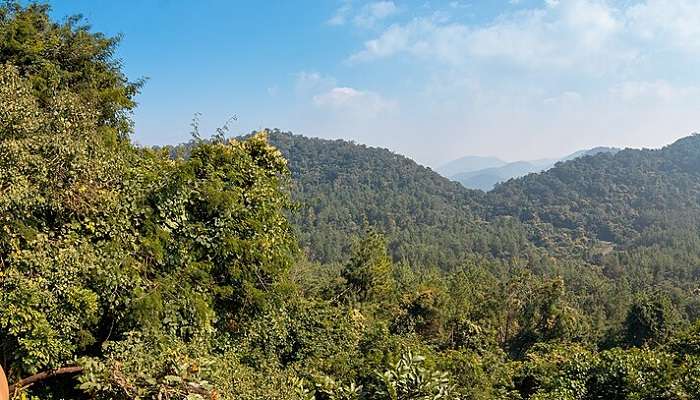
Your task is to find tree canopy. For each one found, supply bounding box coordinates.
[4,3,700,400]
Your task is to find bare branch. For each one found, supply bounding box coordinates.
[8,366,83,395]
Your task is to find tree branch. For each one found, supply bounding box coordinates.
[8,366,83,394]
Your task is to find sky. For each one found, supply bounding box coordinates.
[48,0,700,167]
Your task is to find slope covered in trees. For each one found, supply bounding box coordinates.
[266,131,700,260]
[165,131,520,268]
[490,136,700,248]
[4,3,700,400]
[264,130,700,325]
[265,131,514,268]
[262,130,700,355]
[271,130,700,268]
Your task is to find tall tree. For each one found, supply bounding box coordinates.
[0,1,141,140]
[342,230,395,304]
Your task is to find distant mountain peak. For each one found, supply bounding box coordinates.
[436,155,506,178]
[443,146,620,191]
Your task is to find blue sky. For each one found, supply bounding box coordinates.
[49,1,700,166]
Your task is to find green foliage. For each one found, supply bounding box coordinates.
[0,63,135,378]
[586,348,684,400]
[261,130,493,268]
[342,231,395,304]
[0,9,297,394]
[78,332,316,400]
[516,342,592,400]
[516,342,700,400]
[5,3,700,399]
[0,1,141,139]
[623,292,682,348]
[504,274,586,358]
[309,351,457,400]
[372,351,455,400]
[664,320,700,357]
[314,377,362,400]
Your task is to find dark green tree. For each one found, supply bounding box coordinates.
[624,292,681,347]
[342,230,395,304]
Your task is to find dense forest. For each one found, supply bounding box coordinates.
[265,131,489,268]
[4,3,700,400]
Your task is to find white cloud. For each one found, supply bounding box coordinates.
[469,0,627,70]
[282,78,401,154]
[295,71,336,94]
[349,17,472,64]
[327,2,351,26]
[350,0,633,71]
[294,71,397,122]
[328,1,397,28]
[354,1,398,28]
[319,0,700,165]
[313,87,397,116]
[626,0,700,54]
[347,0,700,71]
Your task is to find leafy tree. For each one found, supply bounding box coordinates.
[502,273,586,357]
[342,231,395,304]
[372,352,455,400]
[0,1,141,140]
[623,292,681,347]
[0,6,297,393]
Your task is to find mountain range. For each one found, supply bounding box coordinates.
[438,147,620,191]
[264,130,700,273]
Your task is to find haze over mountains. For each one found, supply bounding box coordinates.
[439,147,620,191]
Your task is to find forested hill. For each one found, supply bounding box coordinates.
[489,134,700,250]
[265,131,505,267]
[168,130,536,267]
[264,130,700,298]
[265,131,700,272]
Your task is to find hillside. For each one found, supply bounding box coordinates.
[266,131,700,296]
[168,130,571,267]
[263,131,700,270]
[262,130,700,328]
[489,136,700,249]
[265,131,529,267]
